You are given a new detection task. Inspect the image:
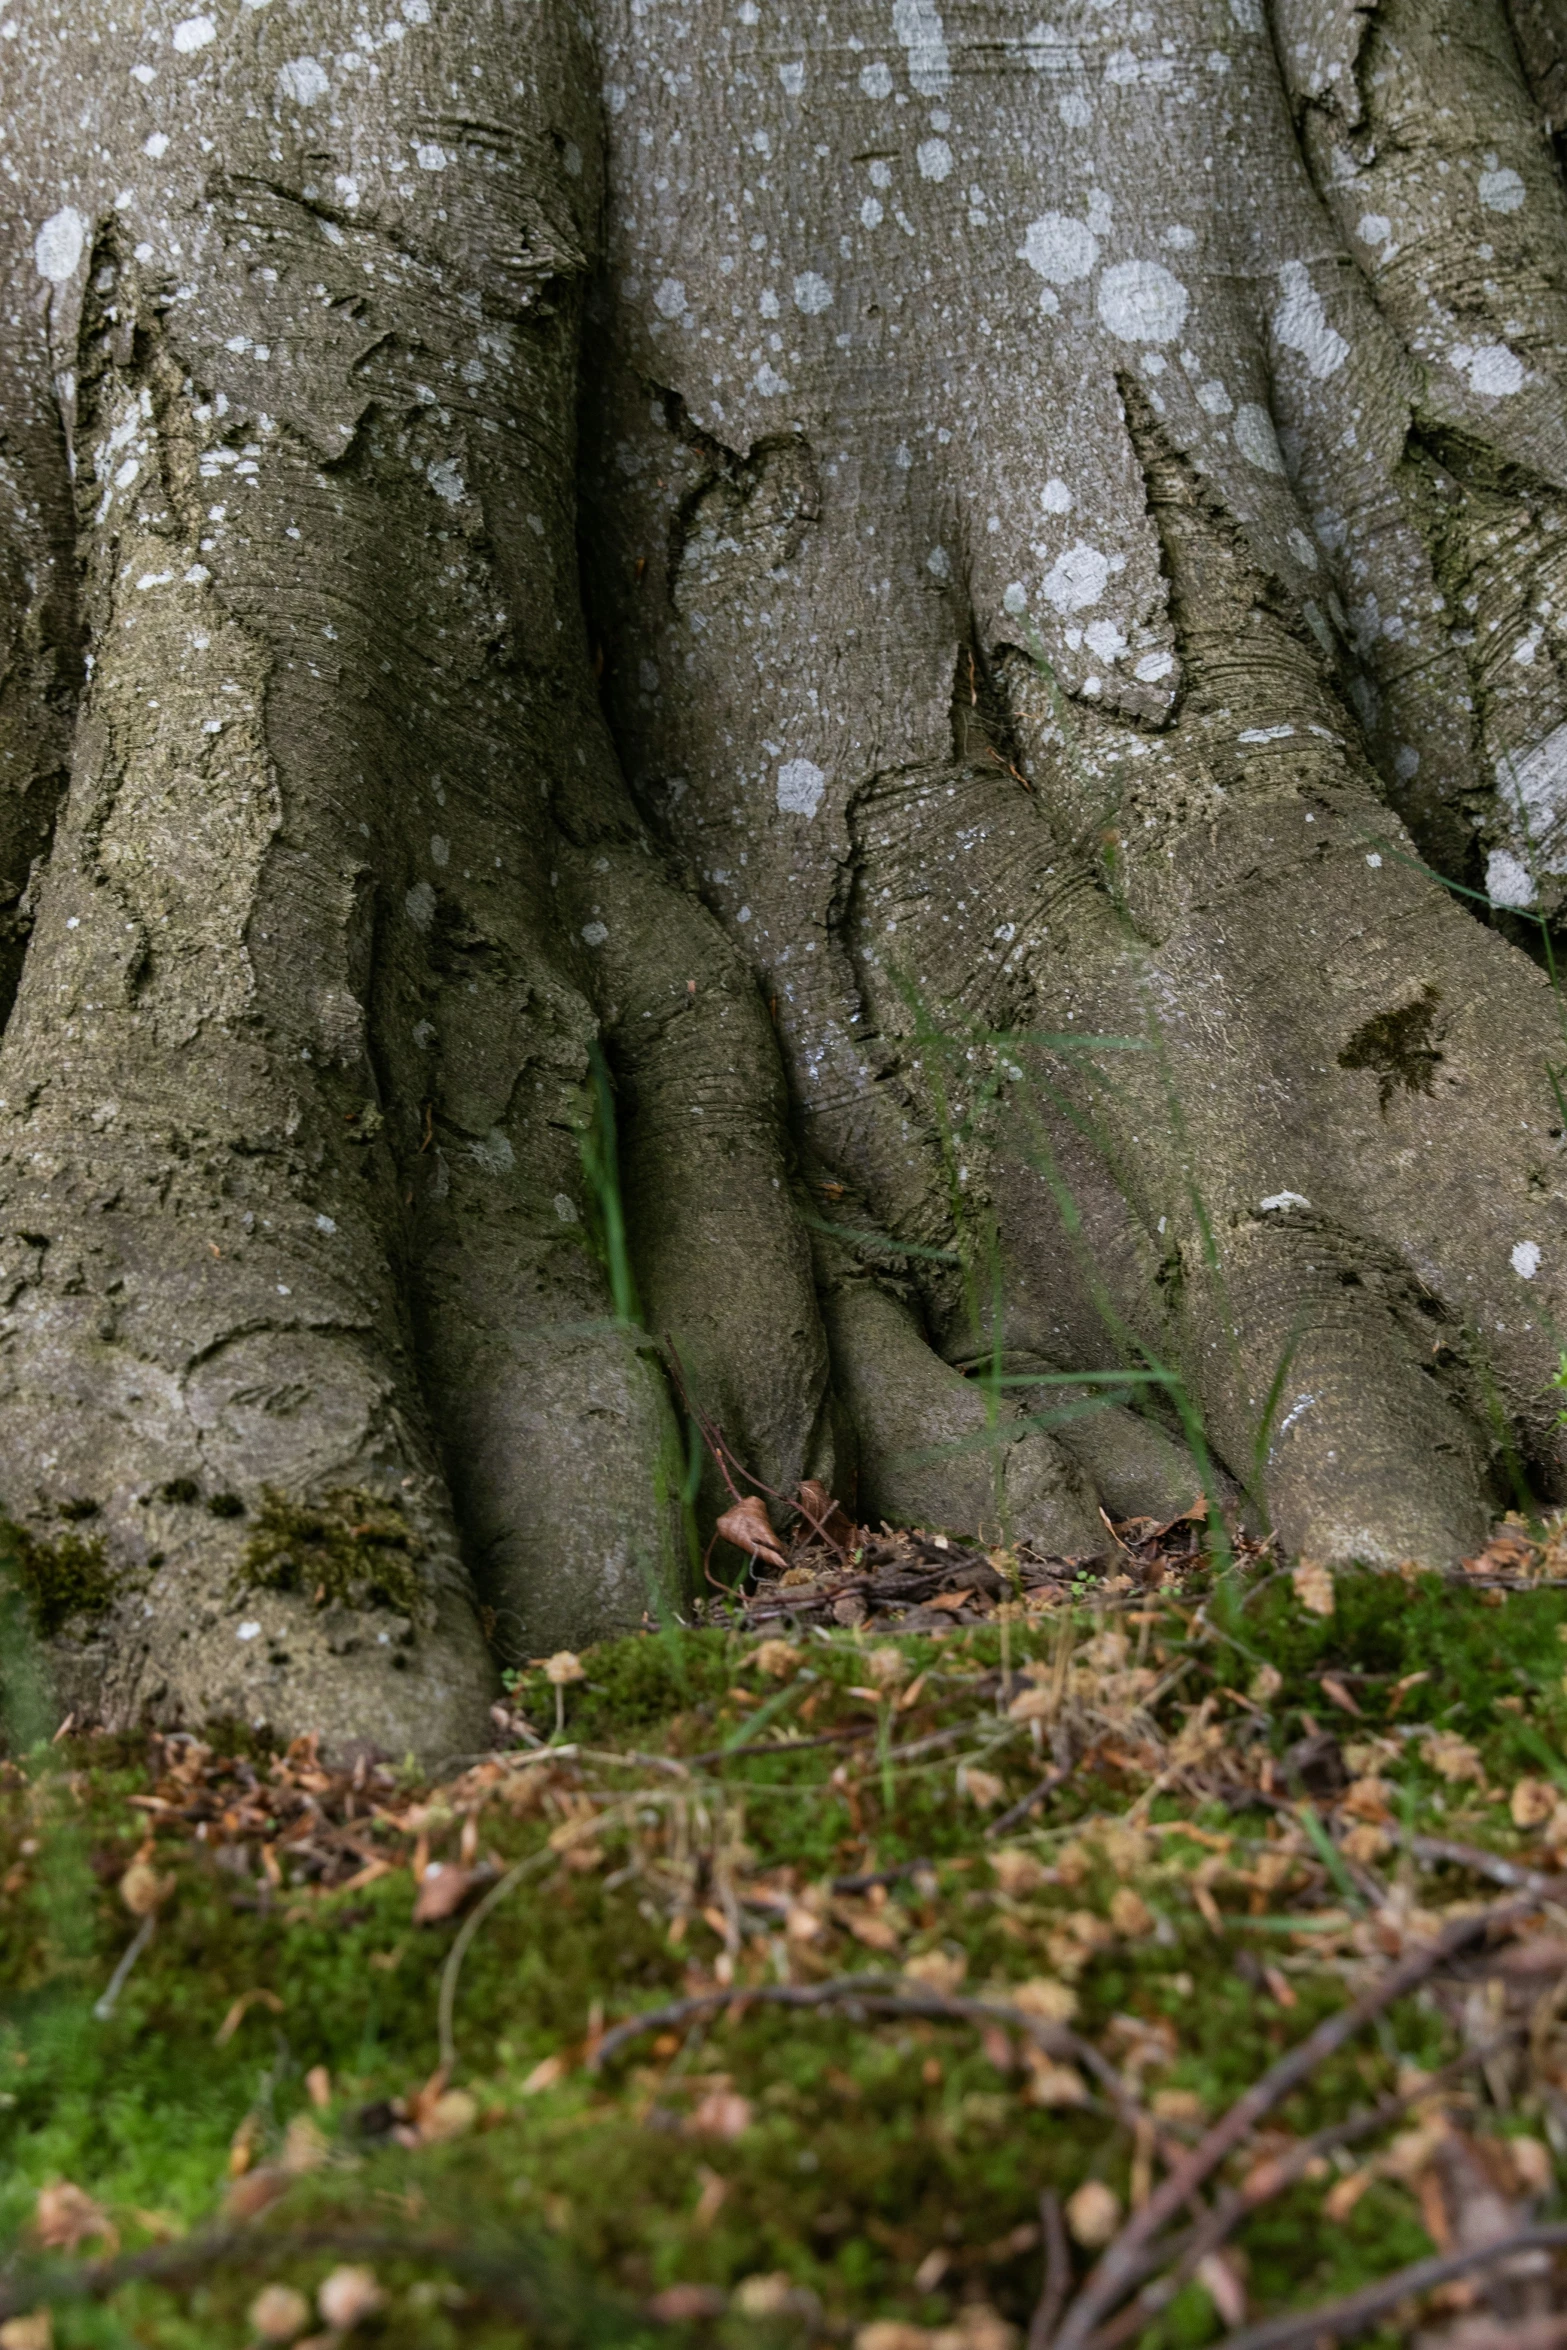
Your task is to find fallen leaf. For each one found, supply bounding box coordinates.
[990,1847,1047,1897]
[1262,1964,1297,2009]
[1194,2250,1247,2327]
[1340,1775,1392,1824]
[418,2088,478,2144]
[280,2116,330,2175]
[1151,2087,1204,2124]
[520,2053,569,2095]
[304,2065,332,2110]
[214,1987,285,2046]
[733,2274,822,2324]
[715,1497,789,1572]
[927,1590,971,1614]
[119,1860,175,1918]
[1250,1662,1283,1704]
[1420,1730,1486,1787]
[1006,1685,1051,1722]
[1023,2056,1088,2108]
[0,2315,53,2350]
[692,2164,729,2230]
[1340,1821,1390,1865]
[959,1766,1004,1809]
[751,1639,800,1679]
[249,2284,311,2344]
[412,1862,474,1924]
[1319,1674,1363,1718]
[686,2090,752,2139]
[34,2182,117,2254]
[1109,1887,1154,1938]
[854,2327,932,2350]
[1512,1776,1557,1830]
[224,2166,290,2221]
[1292,1558,1335,1617]
[1065,2179,1121,2248]
[844,1908,903,1953]
[1009,1977,1078,2023]
[903,1948,967,1995]
[1507,2135,1553,2195]
[649,2284,728,2322]
[868,1644,909,1687]
[317,2266,385,2331]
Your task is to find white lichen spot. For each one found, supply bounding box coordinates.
[335,173,361,208]
[754,362,790,396]
[144,131,171,158]
[1512,1240,1542,1280]
[1017,212,1098,284]
[1272,260,1349,379]
[793,270,833,312]
[1040,477,1072,512]
[1287,526,1318,570]
[426,459,464,503]
[415,141,448,170]
[916,138,952,181]
[1134,650,1174,682]
[859,59,893,98]
[1096,260,1188,345]
[430,834,450,867]
[1085,618,1126,662]
[1365,852,1382,867]
[276,55,329,104]
[892,0,950,96]
[553,1193,578,1223]
[1259,1191,1310,1213]
[926,546,950,579]
[778,59,805,94]
[581,920,610,946]
[1478,167,1525,214]
[171,14,215,50]
[405,881,437,928]
[1486,847,1537,908]
[470,1129,515,1174]
[654,276,688,319]
[1239,723,1294,743]
[1234,402,1286,474]
[1356,211,1391,247]
[34,207,86,284]
[1455,342,1524,398]
[1195,378,1232,416]
[315,1213,337,1234]
[1058,92,1091,127]
[237,1620,262,1642]
[777,757,826,818]
[861,196,884,228]
[1042,542,1109,612]
[1229,0,1263,27]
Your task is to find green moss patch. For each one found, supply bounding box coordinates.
[239,1489,427,1619]
[2,1523,115,1638]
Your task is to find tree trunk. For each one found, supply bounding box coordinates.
[1,0,1564,1754]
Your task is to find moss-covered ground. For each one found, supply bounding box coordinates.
[3,1561,1567,2348]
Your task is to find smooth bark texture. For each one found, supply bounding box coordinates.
[1,0,1566,1753]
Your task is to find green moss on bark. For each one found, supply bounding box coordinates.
[239,1490,427,1621]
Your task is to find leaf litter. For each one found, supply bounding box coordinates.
[8,1508,1567,2345]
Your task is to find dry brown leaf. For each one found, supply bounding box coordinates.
[412,1862,474,1924]
[1322,2167,1375,2222]
[214,1987,285,2046]
[280,2116,330,2176]
[648,2285,728,2323]
[1340,1821,1390,1865]
[1340,1775,1392,1824]
[796,1479,855,1547]
[692,2164,729,2230]
[1023,2055,1088,2108]
[1319,1674,1363,1718]
[34,2181,117,2255]
[1508,2135,1554,2195]
[990,1847,1047,1897]
[1151,2087,1204,2123]
[1006,1685,1051,1722]
[119,1861,174,1918]
[1512,1776,1557,1830]
[1420,1730,1486,1787]
[844,1908,903,1954]
[1292,1559,1335,1617]
[304,2065,332,2110]
[249,2284,311,2343]
[520,2053,569,2095]
[1194,2251,1247,2328]
[1109,1886,1154,1938]
[958,1766,1004,1809]
[715,1497,789,1572]
[903,1948,968,1995]
[1065,2179,1121,2248]
[927,1590,971,1614]
[1008,1976,1078,2023]
[417,2088,478,2144]
[1250,1661,1283,1704]
[686,2089,753,2139]
[0,2316,53,2350]
[733,2275,823,2325]
[751,1639,801,1679]
[854,2327,932,2350]
[317,2266,385,2331]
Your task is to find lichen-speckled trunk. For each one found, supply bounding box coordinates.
[2,0,1567,1755]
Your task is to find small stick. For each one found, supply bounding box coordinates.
[588,1972,1142,2125]
[1028,2190,1071,2350]
[93,1912,156,2021]
[1046,1892,1542,2350]
[987,1757,1077,1840]
[1207,2223,1567,2350]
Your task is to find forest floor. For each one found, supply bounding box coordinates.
[7,1514,1567,2350]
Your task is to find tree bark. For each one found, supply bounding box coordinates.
[1,0,1564,1753]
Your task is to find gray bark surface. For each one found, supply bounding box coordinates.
[0,0,1565,1753]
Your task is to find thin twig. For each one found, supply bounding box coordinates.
[987,1757,1077,1839]
[1046,1892,1542,2350]
[1208,2224,1567,2350]
[588,1972,1142,2123]
[1028,2191,1071,2350]
[93,1912,156,2021]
